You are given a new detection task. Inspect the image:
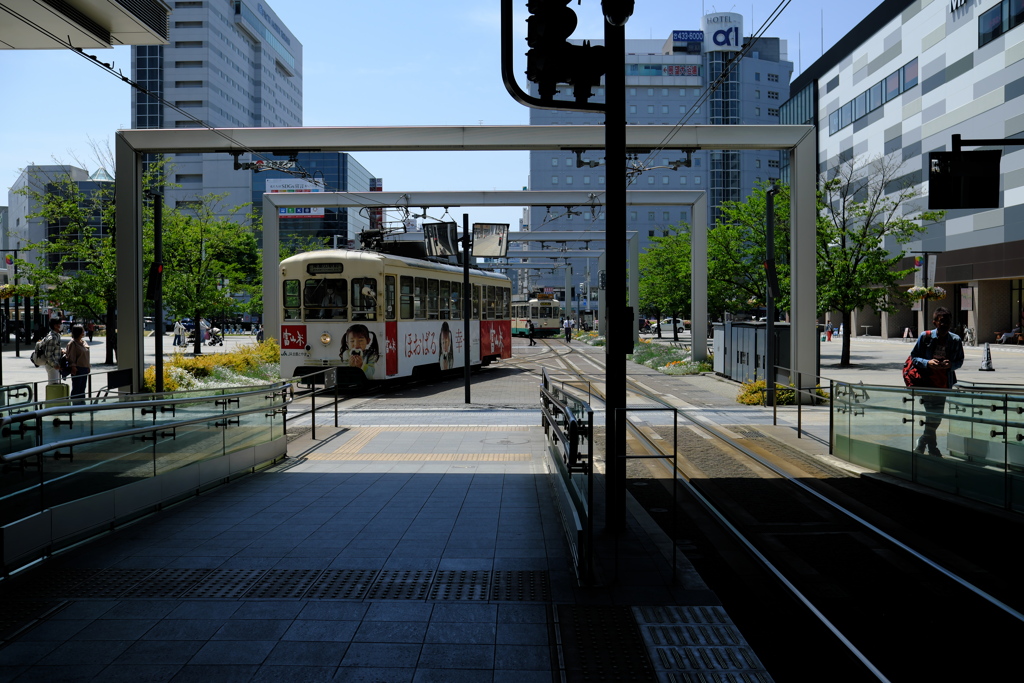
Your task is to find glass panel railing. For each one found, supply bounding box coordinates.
[832,381,1024,513]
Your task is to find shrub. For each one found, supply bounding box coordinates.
[736,379,828,405]
[141,339,281,392]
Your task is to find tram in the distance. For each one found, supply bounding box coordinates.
[279,248,512,383]
[511,297,564,337]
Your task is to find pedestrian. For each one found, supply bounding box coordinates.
[255,324,264,343]
[563,318,572,343]
[37,318,64,384]
[825,321,833,342]
[173,319,185,348]
[907,307,964,456]
[199,317,211,345]
[65,324,90,405]
[86,321,95,343]
[527,319,536,346]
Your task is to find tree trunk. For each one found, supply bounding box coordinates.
[193,311,203,355]
[840,310,853,366]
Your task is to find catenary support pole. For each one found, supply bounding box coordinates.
[463,214,472,404]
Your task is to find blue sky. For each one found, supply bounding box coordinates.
[2,0,878,229]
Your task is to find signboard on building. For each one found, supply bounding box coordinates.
[702,12,743,53]
[627,64,700,77]
[265,178,325,218]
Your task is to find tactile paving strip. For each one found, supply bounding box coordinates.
[9,568,103,599]
[182,568,268,599]
[243,569,325,599]
[65,568,162,598]
[557,604,658,683]
[633,606,772,681]
[304,569,378,600]
[429,570,491,601]
[120,568,216,598]
[490,570,551,602]
[365,569,434,600]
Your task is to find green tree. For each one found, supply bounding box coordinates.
[707,181,792,318]
[638,225,691,338]
[818,154,945,366]
[162,194,261,353]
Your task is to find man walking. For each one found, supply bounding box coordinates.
[38,318,64,384]
[908,306,964,456]
[527,320,536,346]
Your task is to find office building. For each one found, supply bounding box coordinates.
[782,0,1024,339]
[250,152,379,249]
[528,13,793,295]
[132,0,302,219]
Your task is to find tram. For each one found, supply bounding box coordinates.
[279,249,512,383]
[511,297,564,337]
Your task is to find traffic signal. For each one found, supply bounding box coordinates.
[525,0,606,103]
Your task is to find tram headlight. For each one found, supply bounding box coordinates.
[320,332,332,345]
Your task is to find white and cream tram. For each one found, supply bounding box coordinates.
[279,249,512,383]
[511,297,564,337]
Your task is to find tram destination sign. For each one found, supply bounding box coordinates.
[307,263,345,275]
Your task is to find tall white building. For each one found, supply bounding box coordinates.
[131,0,302,217]
[782,0,1024,340]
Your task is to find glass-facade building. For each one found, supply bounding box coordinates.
[250,152,377,250]
[527,15,792,294]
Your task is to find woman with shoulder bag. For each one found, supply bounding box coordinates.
[65,325,91,404]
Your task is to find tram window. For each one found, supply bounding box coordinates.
[351,277,377,321]
[451,282,462,319]
[485,286,495,320]
[400,276,414,319]
[414,277,426,319]
[283,279,301,320]
[305,278,347,320]
[439,281,451,319]
[472,285,480,319]
[385,276,396,321]
[427,279,440,319]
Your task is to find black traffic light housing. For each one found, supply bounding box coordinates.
[523,0,606,104]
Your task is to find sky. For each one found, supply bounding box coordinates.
[2,0,879,230]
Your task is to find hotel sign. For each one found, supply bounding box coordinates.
[702,13,743,53]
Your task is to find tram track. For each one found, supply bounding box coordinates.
[543,341,1024,681]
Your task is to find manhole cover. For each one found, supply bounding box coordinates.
[482,437,530,445]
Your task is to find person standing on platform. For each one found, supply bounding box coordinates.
[908,307,964,456]
[173,319,185,348]
[38,318,64,384]
[825,321,833,342]
[563,318,572,343]
[65,325,90,404]
[527,320,536,346]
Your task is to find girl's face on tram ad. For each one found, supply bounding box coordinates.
[441,330,452,353]
[346,331,369,350]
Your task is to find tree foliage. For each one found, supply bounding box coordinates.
[638,225,691,324]
[708,181,791,316]
[817,154,945,365]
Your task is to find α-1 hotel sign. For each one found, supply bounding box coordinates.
[702,12,743,52]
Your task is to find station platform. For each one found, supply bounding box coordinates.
[0,402,770,682]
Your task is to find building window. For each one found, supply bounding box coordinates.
[174,21,203,28]
[647,105,654,113]
[768,159,780,168]
[767,108,779,117]
[662,176,669,184]
[649,230,655,237]
[679,105,687,114]
[980,3,1004,45]
[583,176,591,185]
[647,176,655,184]
[175,80,202,88]
[661,105,669,114]
[629,105,637,113]
[755,90,760,98]
[694,176,702,185]
[767,91,779,99]
[566,176,573,184]
[174,41,203,48]
[551,158,559,166]
[566,158,573,165]
[692,88,700,96]
[552,176,558,184]
[630,211,637,220]
[768,73,779,82]
[175,100,202,107]
[663,230,669,237]
[679,88,686,96]
[680,211,688,221]
[648,211,655,220]
[174,61,202,68]
[754,72,761,81]
[599,176,605,184]
[663,212,670,221]
[755,159,761,168]
[647,88,654,95]
[679,176,687,185]
[661,88,669,96]
[755,107,761,116]
[629,88,637,96]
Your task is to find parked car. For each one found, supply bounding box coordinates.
[659,318,690,333]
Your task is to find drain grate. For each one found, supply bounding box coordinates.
[557,604,657,683]
[182,569,268,599]
[365,569,434,600]
[304,569,378,600]
[491,570,550,602]
[244,569,325,599]
[120,568,216,599]
[429,570,490,601]
[634,606,772,680]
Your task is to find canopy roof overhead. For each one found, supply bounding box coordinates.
[1,0,170,50]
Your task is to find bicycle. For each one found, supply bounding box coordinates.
[963,327,976,346]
